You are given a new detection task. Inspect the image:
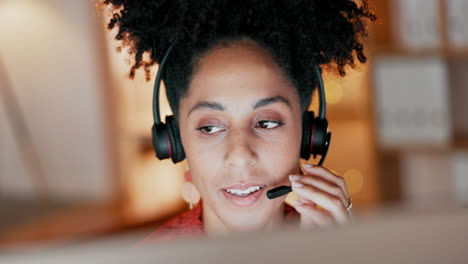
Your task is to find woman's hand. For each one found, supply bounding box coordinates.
[290,163,353,229]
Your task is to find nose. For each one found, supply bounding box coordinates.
[225,130,257,168]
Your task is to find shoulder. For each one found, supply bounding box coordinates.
[140,203,205,243]
[139,202,298,243]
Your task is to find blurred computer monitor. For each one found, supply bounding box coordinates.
[1,205,467,264]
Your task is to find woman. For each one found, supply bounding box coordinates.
[103,0,376,241]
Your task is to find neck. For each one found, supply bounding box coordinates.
[202,201,286,238]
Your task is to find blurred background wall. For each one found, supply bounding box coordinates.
[371,0,468,209]
[0,0,467,249]
[0,0,114,201]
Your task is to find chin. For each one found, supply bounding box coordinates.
[223,216,269,232]
[218,206,276,233]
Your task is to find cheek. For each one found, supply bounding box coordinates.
[182,132,223,169]
[258,117,302,149]
[262,123,302,180]
[179,130,223,193]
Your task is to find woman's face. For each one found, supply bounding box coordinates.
[178,39,303,232]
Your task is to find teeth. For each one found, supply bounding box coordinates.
[226,186,263,196]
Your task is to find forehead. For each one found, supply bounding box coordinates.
[184,40,298,109]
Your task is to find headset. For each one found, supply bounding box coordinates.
[151,43,332,168]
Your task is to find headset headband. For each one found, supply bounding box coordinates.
[153,44,175,125]
[152,43,327,124]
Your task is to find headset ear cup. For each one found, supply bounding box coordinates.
[300,111,314,160]
[311,118,329,156]
[152,122,171,160]
[166,115,185,163]
[300,111,330,160]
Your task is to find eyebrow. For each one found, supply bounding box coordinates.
[187,96,292,117]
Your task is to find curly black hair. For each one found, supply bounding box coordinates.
[103,0,376,122]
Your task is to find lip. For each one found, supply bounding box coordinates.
[221,185,266,207]
[223,183,266,191]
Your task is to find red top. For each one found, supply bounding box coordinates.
[141,201,299,243]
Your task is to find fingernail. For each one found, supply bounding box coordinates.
[291,181,304,188]
[303,163,314,169]
[289,175,301,181]
[294,200,304,206]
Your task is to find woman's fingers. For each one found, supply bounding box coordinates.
[288,164,353,227]
[301,164,350,199]
[291,180,350,225]
[289,174,349,208]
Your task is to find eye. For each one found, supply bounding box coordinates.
[256,120,285,129]
[196,125,225,134]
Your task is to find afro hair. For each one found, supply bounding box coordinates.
[103,0,376,121]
